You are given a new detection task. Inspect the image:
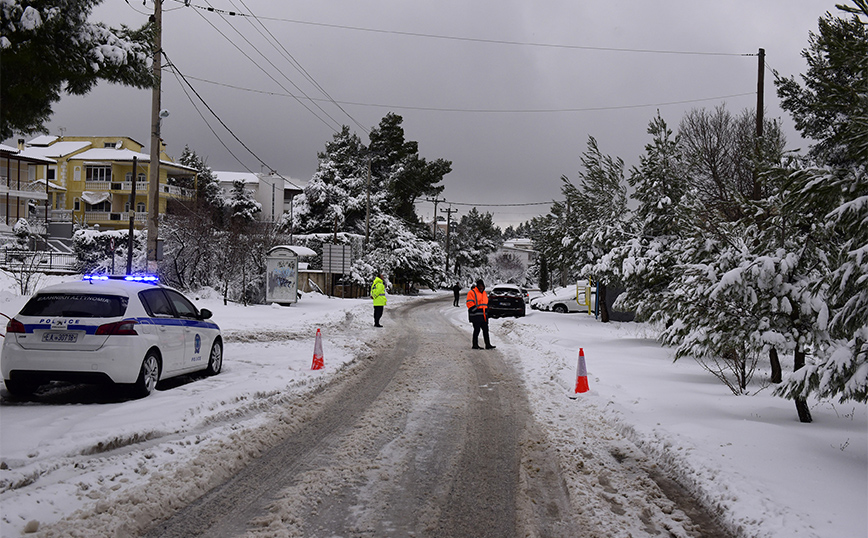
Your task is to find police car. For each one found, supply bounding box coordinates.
[1,275,222,398]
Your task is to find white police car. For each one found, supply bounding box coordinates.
[1,275,222,398]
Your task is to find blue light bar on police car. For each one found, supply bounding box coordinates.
[124,274,159,283]
[83,274,159,283]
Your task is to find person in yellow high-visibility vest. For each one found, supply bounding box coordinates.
[371,272,387,327]
[466,279,495,350]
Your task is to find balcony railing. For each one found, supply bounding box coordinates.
[0,176,50,199]
[82,211,148,225]
[84,179,193,199]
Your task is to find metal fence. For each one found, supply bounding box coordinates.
[0,249,78,273]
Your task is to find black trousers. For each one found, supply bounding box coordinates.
[471,318,491,348]
[374,305,384,326]
[453,292,459,306]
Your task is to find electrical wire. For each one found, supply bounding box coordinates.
[190,1,343,132]
[169,0,755,57]
[164,52,291,181]
[175,74,756,114]
[231,0,370,134]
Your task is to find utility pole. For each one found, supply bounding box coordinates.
[753,47,765,201]
[147,0,162,272]
[440,205,457,276]
[365,156,371,249]
[428,196,445,239]
[127,157,138,275]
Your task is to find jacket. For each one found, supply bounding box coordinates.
[371,277,387,306]
[466,286,488,322]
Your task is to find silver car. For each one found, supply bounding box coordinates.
[1,275,222,398]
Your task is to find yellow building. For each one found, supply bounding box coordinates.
[23,135,196,235]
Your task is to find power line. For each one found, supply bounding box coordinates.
[169,0,754,57]
[177,74,755,114]
[231,0,370,134]
[164,52,289,181]
[189,1,343,132]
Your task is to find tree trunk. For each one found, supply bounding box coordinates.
[769,347,782,384]
[793,347,812,423]
[599,283,610,323]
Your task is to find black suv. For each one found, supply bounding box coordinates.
[487,284,526,318]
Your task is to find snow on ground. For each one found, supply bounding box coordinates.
[0,276,865,537]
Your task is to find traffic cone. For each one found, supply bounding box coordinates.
[311,328,324,370]
[573,347,589,394]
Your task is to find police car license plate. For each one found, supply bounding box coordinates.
[42,331,78,343]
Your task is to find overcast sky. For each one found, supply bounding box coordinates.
[23,0,831,227]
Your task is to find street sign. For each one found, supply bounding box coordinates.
[322,244,353,274]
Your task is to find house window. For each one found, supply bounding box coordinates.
[125,172,146,183]
[47,167,56,181]
[74,198,80,211]
[85,165,111,182]
[86,200,111,212]
[137,202,146,213]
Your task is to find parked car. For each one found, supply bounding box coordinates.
[1,275,223,398]
[530,287,585,313]
[487,284,526,318]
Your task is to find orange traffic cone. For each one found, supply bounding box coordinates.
[573,347,589,394]
[311,328,324,370]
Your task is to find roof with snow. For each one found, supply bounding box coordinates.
[0,144,56,164]
[22,141,92,160]
[71,148,196,172]
[214,171,306,192]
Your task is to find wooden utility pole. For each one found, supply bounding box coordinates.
[127,157,138,275]
[365,157,371,249]
[753,47,765,201]
[440,205,457,275]
[428,196,445,239]
[147,0,162,271]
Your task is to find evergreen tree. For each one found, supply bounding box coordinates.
[568,137,631,321]
[614,112,691,321]
[1,0,153,138]
[299,126,369,233]
[452,208,501,276]
[771,0,868,404]
[368,113,451,226]
[227,180,261,224]
[775,2,868,167]
[177,145,223,211]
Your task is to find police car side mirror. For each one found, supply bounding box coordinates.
[199,308,213,320]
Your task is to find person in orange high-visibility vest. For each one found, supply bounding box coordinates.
[466,279,495,350]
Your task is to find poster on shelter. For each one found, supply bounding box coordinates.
[266,257,298,304]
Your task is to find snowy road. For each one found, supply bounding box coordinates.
[137,297,730,538]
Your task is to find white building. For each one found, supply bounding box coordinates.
[214,171,306,223]
[493,238,537,269]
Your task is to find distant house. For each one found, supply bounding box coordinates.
[22,135,196,236]
[493,238,537,269]
[213,171,305,223]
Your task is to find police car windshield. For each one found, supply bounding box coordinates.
[20,294,129,318]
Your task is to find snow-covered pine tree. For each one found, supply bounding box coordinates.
[772,1,868,405]
[227,180,261,224]
[350,212,445,291]
[0,0,153,138]
[451,208,501,278]
[568,137,631,322]
[298,126,369,234]
[613,112,690,322]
